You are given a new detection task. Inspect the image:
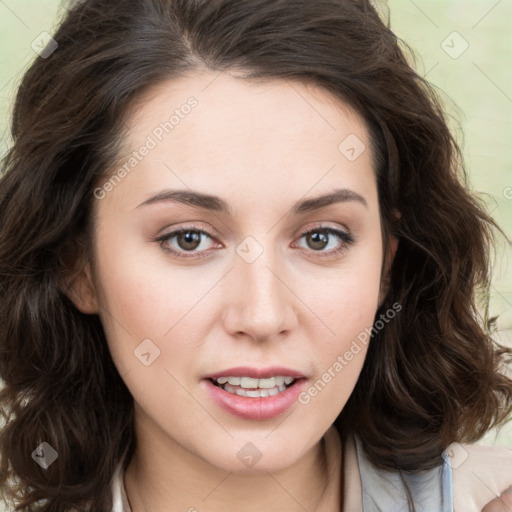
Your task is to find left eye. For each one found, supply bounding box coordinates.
[294,227,354,255]
[155,226,354,259]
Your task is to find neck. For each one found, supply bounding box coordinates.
[123,413,341,512]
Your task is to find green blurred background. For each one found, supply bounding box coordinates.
[0,1,510,501]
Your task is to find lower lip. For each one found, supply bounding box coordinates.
[203,378,306,420]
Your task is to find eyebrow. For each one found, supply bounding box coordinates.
[135,187,368,214]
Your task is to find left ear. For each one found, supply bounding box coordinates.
[378,211,400,306]
[58,235,100,315]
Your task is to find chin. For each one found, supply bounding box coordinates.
[196,434,311,474]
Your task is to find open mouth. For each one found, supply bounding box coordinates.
[208,376,299,398]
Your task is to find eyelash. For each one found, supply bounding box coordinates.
[154,224,355,260]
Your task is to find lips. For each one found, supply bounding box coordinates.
[203,366,306,380]
[202,366,307,420]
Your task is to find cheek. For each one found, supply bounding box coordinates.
[303,234,383,345]
[92,250,203,414]
[93,223,190,332]
[296,236,383,409]
[92,231,222,381]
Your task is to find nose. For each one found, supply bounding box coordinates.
[221,245,298,342]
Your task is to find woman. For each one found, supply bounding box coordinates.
[0,0,511,511]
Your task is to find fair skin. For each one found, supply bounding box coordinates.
[483,487,512,512]
[68,71,398,511]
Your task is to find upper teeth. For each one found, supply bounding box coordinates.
[215,376,295,388]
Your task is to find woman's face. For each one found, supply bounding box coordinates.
[75,71,394,473]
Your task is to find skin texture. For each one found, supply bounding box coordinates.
[69,71,398,512]
[482,486,512,512]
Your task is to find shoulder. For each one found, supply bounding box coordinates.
[447,441,512,511]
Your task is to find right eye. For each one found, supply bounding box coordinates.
[155,227,220,259]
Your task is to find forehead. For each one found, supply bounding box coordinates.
[101,71,378,216]
[123,71,368,152]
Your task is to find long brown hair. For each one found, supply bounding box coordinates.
[1,0,511,510]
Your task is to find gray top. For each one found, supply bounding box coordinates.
[354,435,453,511]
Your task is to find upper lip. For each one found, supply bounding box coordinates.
[204,366,306,380]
